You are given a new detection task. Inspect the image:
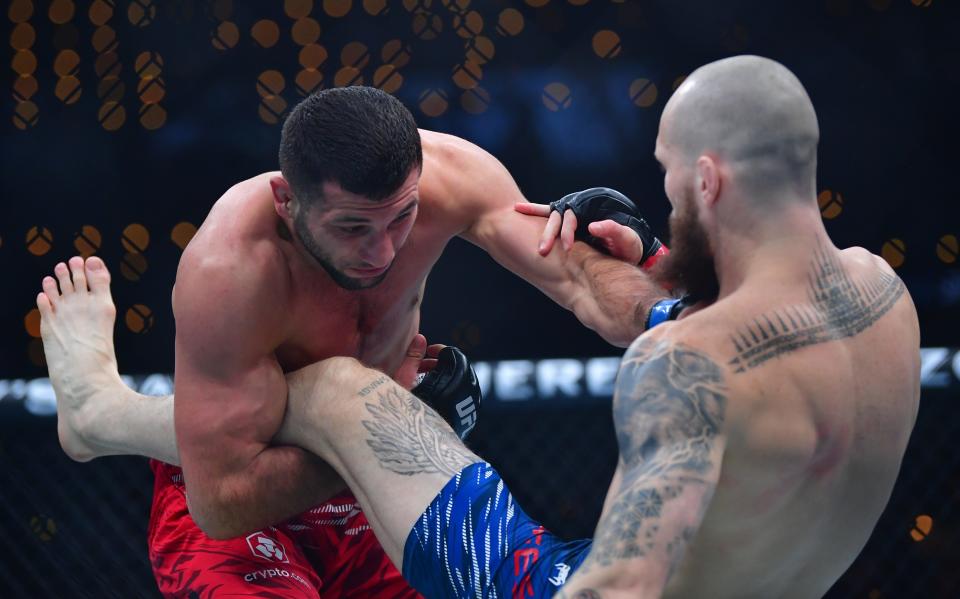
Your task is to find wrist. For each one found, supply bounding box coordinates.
[638,243,669,270]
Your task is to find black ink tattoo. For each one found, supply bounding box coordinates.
[614,344,725,479]
[729,245,905,372]
[361,382,477,477]
[358,376,388,397]
[666,526,697,580]
[583,339,726,572]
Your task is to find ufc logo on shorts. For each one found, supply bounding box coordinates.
[456,397,477,436]
[246,530,289,563]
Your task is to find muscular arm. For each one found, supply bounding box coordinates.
[560,332,728,598]
[436,136,669,346]
[561,242,673,346]
[173,243,343,539]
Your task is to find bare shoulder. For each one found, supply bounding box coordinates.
[840,245,917,324]
[420,130,519,203]
[418,130,469,208]
[174,210,291,338]
[637,306,730,355]
[622,320,730,382]
[178,232,288,286]
[173,237,290,375]
[420,129,488,173]
[180,172,286,286]
[202,171,279,219]
[419,129,522,218]
[223,170,278,196]
[210,172,278,213]
[840,245,895,276]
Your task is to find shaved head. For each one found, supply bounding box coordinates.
[660,55,819,200]
[651,56,822,301]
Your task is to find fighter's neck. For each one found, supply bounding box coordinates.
[713,205,834,301]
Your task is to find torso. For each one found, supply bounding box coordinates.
[664,246,920,599]
[179,131,466,377]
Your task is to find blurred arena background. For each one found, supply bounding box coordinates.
[2,0,959,597]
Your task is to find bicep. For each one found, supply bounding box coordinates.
[171,252,290,479]
[174,354,288,478]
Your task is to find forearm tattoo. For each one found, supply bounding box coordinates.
[583,339,726,571]
[729,244,905,372]
[360,377,477,477]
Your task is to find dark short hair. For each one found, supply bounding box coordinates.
[279,86,422,204]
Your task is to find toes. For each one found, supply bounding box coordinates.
[42,276,59,303]
[37,292,53,317]
[54,262,74,294]
[68,256,87,293]
[84,256,112,296]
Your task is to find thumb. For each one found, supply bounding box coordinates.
[588,220,644,263]
[587,220,616,238]
[394,334,427,389]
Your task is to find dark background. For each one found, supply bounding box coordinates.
[1,0,959,597]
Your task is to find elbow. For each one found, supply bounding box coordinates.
[194,516,238,541]
[195,520,234,541]
[185,486,244,540]
[601,330,638,349]
[573,573,666,599]
[587,317,638,349]
[559,580,662,599]
[569,294,639,349]
[205,525,244,541]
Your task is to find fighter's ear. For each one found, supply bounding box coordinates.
[695,155,721,208]
[271,176,294,218]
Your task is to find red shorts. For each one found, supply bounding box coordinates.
[147,460,421,598]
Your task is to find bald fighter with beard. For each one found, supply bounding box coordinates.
[245,55,918,598]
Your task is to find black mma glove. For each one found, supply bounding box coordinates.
[412,346,481,441]
[550,187,667,267]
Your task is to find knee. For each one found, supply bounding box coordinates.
[285,357,364,417]
[292,356,362,393]
[316,355,364,379]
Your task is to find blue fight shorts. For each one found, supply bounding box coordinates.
[402,462,592,599]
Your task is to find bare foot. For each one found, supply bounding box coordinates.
[37,256,126,461]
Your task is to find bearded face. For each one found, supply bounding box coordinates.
[293,207,393,291]
[650,186,720,303]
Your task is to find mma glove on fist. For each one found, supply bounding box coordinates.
[550,187,666,267]
[412,346,481,441]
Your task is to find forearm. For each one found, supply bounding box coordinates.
[188,444,345,539]
[567,242,671,347]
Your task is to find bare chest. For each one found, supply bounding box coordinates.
[276,280,422,373]
[275,236,444,375]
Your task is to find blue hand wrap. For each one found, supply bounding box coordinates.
[645,298,682,330]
